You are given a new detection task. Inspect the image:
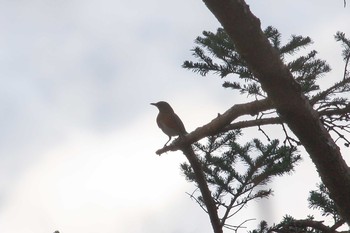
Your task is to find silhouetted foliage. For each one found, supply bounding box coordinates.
[308,183,341,223]
[183,27,331,98]
[184,27,350,149]
[181,130,301,229]
[179,27,350,232]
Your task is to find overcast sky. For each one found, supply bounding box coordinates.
[0,0,349,233]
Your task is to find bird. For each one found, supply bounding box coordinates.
[151,101,187,146]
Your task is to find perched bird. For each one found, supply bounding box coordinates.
[151,101,187,146]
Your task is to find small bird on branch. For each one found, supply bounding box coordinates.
[151,101,187,147]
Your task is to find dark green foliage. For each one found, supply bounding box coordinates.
[308,183,340,222]
[335,32,350,63]
[287,50,330,96]
[311,33,350,114]
[182,28,257,96]
[183,26,331,98]
[181,131,301,225]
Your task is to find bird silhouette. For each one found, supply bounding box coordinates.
[151,101,187,146]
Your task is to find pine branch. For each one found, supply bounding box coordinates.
[335,32,350,80]
[280,35,312,55]
[310,77,350,105]
[271,219,341,233]
[180,135,299,228]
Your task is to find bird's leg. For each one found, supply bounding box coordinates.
[164,136,172,147]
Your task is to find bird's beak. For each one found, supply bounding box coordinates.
[150,103,156,106]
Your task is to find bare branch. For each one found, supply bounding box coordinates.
[223,218,255,232]
[220,198,236,226]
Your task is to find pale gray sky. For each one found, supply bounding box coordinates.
[0,0,349,232]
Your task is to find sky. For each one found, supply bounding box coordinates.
[0,0,349,233]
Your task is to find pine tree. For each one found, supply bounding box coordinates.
[157,26,350,233]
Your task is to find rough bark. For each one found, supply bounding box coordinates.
[202,0,350,224]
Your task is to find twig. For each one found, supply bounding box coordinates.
[258,125,271,141]
[223,218,255,232]
[186,189,209,213]
[281,123,300,146]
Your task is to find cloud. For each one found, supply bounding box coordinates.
[0,0,349,232]
[0,117,211,233]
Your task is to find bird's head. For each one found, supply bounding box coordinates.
[150,101,174,113]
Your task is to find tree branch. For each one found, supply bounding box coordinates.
[156,98,272,155]
[224,105,350,132]
[319,104,350,117]
[272,219,341,233]
[180,145,223,233]
[186,189,209,213]
[310,77,350,105]
[342,55,349,80]
[156,102,350,155]
[331,219,346,231]
[223,117,281,131]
